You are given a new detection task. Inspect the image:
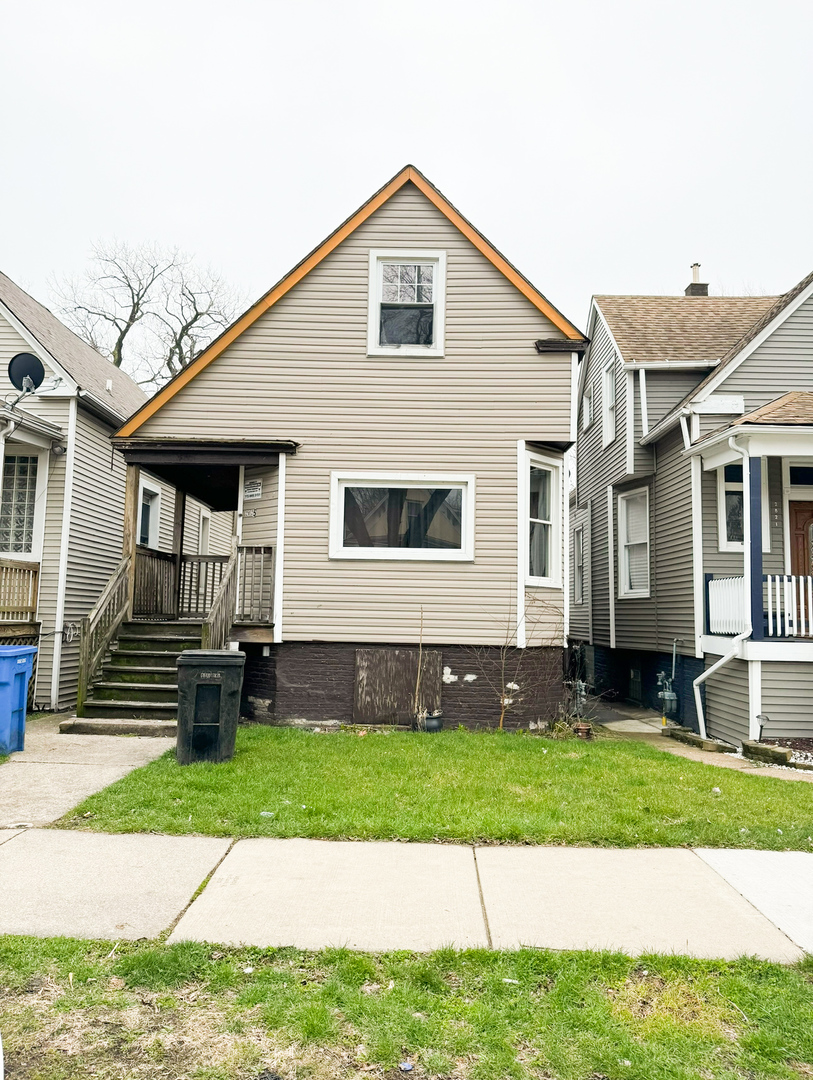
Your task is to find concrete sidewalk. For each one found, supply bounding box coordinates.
[0,829,809,961]
[0,714,174,827]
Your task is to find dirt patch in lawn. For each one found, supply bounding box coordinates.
[607,971,739,1040]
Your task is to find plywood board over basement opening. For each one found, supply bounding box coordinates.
[353,648,442,724]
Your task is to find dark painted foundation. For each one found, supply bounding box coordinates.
[570,641,704,731]
[240,641,565,730]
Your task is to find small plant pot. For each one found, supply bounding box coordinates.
[572,721,592,740]
[414,711,443,733]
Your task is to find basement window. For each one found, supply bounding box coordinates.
[330,472,474,560]
[367,250,446,357]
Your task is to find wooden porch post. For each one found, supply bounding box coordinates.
[123,463,140,619]
[172,490,187,618]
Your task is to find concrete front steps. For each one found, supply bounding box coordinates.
[80,620,202,723]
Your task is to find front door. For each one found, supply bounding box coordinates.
[789,502,813,576]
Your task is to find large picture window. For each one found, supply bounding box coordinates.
[330,472,474,560]
[525,450,561,587]
[0,456,38,553]
[618,488,649,598]
[367,250,446,357]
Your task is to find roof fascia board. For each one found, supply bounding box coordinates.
[0,297,79,394]
[694,277,813,402]
[688,423,813,462]
[117,166,585,439]
[77,390,126,427]
[640,408,688,446]
[0,404,64,440]
[621,360,718,371]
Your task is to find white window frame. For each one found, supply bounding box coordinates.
[0,448,48,562]
[581,387,593,431]
[198,508,211,555]
[717,458,770,553]
[524,449,562,589]
[574,525,584,605]
[329,471,474,561]
[367,249,447,358]
[602,356,616,448]
[137,478,162,550]
[617,486,650,599]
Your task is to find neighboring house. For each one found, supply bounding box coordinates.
[570,265,813,745]
[91,165,587,727]
[0,270,232,711]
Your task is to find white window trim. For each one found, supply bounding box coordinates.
[524,449,562,589]
[717,458,770,553]
[574,525,584,605]
[137,477,162,550]
[329,470,474,561]
[602,356,616,448]
[581,387,593,431]
[366,249,447,358]
[0,447,48,562]
[198,508,211,555]
[781,458,813,572]
[617,486,650,599]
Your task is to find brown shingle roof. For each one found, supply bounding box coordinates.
[0,271,147,419]
[594,295,778,365]
[738,390,813,426]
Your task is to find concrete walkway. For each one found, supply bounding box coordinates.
[0,714,174,827]
[0,829,809,961]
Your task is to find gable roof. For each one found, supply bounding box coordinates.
[117,165,587,438]
[593,295,778,365]
[0,270,146,419]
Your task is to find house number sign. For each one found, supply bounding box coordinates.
[243,479,262,500]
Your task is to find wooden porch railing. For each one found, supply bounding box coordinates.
[201,544,239,650]
[133,546,176,618]
[0,559,39,622]
[77,555,131,716]
[179,555,228,619]
[236,546,274,622]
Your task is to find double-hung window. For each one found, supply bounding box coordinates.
[582,387,593,431]
[574,526,584,604]
[618,488,649,598]
[602,357,616,447]
[717,459,770,552]
[330,472,474,560]
[526,451,561,587]
[367,250,446,357]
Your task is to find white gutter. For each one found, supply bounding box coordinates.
[691,436,752,740]
[51,395,78,710]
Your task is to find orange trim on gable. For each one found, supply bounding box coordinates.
[117,165,584,438]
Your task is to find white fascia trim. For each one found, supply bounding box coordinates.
[695,277,813,402]
[692,426,813,467]
[0,298,79,394]
[639,369,649,436]
[691,394,744,415]
[329,471,475,562]
[607,485,616,649]
[691,456,704,658]
[625,370,635,474]
[50,395,78,710]
[748,659,762,740]
[273,454,286,642]
[516,440,527,648]
[366,249,447,358]
[621,360,718,371]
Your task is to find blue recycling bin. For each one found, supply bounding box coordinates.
[0,645,37,755]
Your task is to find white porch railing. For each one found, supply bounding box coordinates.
[766,575,813,638]
[707,576,748,634]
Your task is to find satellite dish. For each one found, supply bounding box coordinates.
[8,353,45,393]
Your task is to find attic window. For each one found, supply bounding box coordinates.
[368,250,446,357]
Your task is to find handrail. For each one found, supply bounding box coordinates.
[200,543,239,650]
[77,554,131,716]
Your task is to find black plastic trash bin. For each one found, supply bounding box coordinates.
[176,649,245,765]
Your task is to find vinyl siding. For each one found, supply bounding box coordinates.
[241,465,279,546]
[633,372,654,474]
[701,457,784,580]
[760,662,813,738]
[614,481,657,650]
[644,370,701,426]
[704,655,749,745]
[719,293,813,409]
[133,183,573,645]
[58,407,127,706]
[653,429,695,652]
[183,501,234,555]
[569,500,591,639]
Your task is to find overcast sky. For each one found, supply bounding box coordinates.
[3,0,812,333]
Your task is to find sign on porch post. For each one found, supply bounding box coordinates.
[749,457,764,640]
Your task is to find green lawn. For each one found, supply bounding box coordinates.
[1,935,812,1080]
[59,727,813,850]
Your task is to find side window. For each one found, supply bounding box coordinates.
[582,387,593,431]
[618,488,650,598]
[526,451,562,588]
[717,464,744,550]
[602,358,616,447]
[574,526,584,604]
[367,250,446,357]
[138,482,161,549]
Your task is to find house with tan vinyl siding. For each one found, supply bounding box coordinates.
[571,265,813,747]
[105,165,588,727]
[0,270,230,712]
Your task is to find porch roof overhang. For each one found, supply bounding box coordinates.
[113,437,299,511]
[0,404,64,450]
[686,424,813,471]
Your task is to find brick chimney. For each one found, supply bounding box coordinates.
[685,262,709,297]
